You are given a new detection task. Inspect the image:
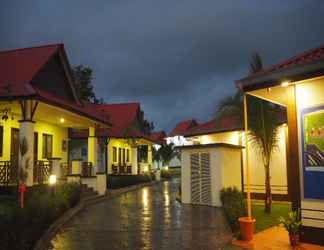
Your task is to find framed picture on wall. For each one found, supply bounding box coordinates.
[62,140,67,152]
[301,105,324,199]
[302,106,324,172]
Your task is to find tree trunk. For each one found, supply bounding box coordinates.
[264,163,272,213]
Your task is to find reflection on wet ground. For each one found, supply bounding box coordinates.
[50,179,235,250]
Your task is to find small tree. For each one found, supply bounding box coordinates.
[158,143,177,167]
[72,65,103,103]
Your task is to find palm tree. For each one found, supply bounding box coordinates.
[152,146,162,169]
[158,143,177,167]
[215,53,282,213]
[248,98,281,213]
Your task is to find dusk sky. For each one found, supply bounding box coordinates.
[1,1,324,132]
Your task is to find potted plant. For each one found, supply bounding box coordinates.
[279,210,302,246]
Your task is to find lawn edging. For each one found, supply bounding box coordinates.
[34,180,158,250]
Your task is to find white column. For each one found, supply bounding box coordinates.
[131,147,138,175]
[19,121,34,186]
[88,126,98,175]
[147,145,152,171]
[51,158,62,179]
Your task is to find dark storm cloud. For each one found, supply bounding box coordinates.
[1,0,324,131]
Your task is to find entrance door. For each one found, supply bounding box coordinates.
[10,128,19,176]
[34,132,38,161]
[190,152,211,205]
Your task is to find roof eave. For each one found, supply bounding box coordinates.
[236,59,324,92]
[184,127,243,137]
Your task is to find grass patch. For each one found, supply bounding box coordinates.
[252,201,291,233]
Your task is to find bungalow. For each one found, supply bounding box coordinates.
[0,44,110,191]
[183,115,289,200]
[69,102,157,176]
[236,43,324,245]
[166,119,198,167]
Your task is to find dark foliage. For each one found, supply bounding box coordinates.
[0,183,81,250]
[72,65,103,104]
[220,187,247,232]
[107,174,152,189]
[161,169,172,179]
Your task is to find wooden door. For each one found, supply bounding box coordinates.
[34,132,38,162]
[10,128,19,172]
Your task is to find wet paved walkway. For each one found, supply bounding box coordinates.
[50,179,236,250]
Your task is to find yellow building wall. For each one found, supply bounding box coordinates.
[107,138,132,174]
[187,128,288,195]
[0,117,68,162]
[107,138,153,174]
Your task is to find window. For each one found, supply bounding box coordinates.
[118,148,122,164]
[138,145,148,163]
[126,149,129,162]
[42,134,53,158]
[0,126,3,157]
[113,147,117,162]
[122,148,125,164]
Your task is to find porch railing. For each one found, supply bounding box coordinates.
[0,161,17,185]
[81,162,94,177]
[33,160,51,184]
[60,162,71,178]
[112,164,132,175]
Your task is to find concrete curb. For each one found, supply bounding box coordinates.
[34,181,158,250]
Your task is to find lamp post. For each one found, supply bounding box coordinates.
[49,174,57,196]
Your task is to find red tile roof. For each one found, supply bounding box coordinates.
[237,43,324,90]
[260,43,324,75]
[0,44,110,125]
[183,116,242,137]
[70,102,150,139]
[148,131,166,145]
[0,44,61,97]
[169,119,198,137]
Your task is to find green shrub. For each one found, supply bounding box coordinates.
[161,170,171,179]
[0,183,81,250]
[220,187,247,232]
[107,174,152,189]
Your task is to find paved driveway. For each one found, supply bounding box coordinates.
[50,179,236,250]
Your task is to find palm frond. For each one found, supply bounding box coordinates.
[215,90,243,124]
[249,52,263,75]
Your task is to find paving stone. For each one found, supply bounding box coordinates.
[50,179,235,250]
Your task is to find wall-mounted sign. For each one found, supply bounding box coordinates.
[301,105,324,199]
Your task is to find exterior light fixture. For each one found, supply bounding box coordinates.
[143,165,149,172]
[165,166,169,171]
[60,118,65,123]
[281,81,290,87]
[49,174,57,185]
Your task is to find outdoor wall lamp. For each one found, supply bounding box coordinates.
[49,174,57,185]
[281,81,291,87]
